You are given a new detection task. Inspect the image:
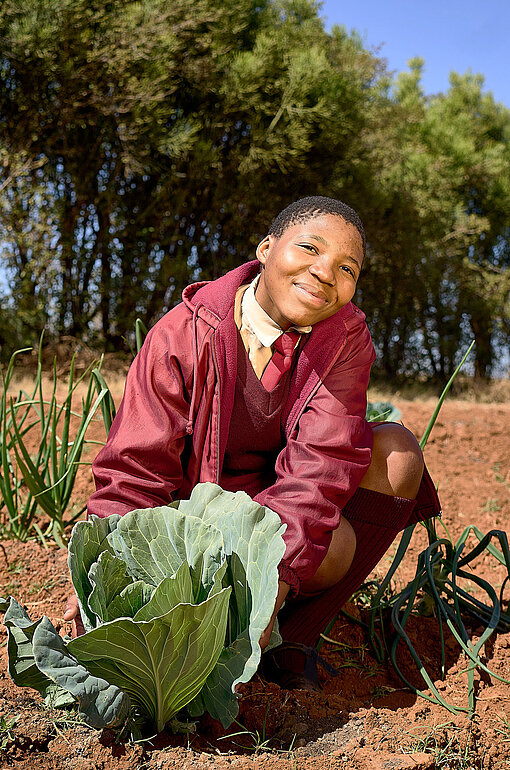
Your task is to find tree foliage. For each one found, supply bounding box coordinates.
[356,59,510,378]
[0,0,509,377]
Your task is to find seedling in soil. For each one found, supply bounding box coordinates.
[217,704,297,756]
[3,579,22,593]
[43,706,89,736]
[218,725,276,754]
[493,464,510,488]
[0,715,19,751]
[495,713,510,744]
[28,576,60,596]
[371,685,400,698]
[482,498,501,513]
[319,634,370,657]
[407,722,483,770]
[218,702,274,754]
[361,662,385,679]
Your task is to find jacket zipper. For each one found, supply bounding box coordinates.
[286,334,348,437]
[210,331,221,484]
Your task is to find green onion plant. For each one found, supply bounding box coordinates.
[0,341,108,546]
[363,341,510,716]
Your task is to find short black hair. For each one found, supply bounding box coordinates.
[269,196,366,254]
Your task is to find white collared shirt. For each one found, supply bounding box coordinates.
[234,275,311,379]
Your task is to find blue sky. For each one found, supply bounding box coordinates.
[320,0,510,107]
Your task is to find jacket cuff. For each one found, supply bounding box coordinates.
[278,563,300,597]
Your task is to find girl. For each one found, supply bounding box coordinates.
[64,196,440,689]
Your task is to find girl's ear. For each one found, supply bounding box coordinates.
[256,234,274,266]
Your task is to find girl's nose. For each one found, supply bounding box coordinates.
[309,255,335,285]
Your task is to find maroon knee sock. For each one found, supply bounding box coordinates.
[278,467,440,648]
[278,490,414,646]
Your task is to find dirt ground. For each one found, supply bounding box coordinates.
[0,391,509,769]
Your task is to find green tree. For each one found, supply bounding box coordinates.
[0,148,57,355]
[356,60,510,379]
[1,2,508,377]
[0,0,383,349]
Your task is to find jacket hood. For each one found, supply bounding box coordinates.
[182,261,261,321]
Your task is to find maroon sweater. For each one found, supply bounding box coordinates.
[220,330,293,497]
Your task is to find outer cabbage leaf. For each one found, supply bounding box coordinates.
[33,616,130,728]
[0,597,74,707]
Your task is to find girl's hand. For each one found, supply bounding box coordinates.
[259,581,290,651]
[63,593,85,638]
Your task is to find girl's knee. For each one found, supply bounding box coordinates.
[362,422,424,499]
[300,517,357,594]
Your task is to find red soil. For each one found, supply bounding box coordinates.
[0,396,509,769]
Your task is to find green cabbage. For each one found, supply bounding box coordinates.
[0,483,286,733]
[366,401,402,422]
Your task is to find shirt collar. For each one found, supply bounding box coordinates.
[241,274,312,348]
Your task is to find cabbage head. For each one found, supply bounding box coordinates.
[0,483,286,733]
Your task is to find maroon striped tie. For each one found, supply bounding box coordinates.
[260,331,300,391]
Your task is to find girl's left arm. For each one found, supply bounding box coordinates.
[255,321,375,595]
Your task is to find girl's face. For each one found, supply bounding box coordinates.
[255,214,364,330]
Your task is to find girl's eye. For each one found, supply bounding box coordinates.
[341,265,356,278]
[300,243,318,253]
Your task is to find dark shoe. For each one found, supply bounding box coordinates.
[260,642,338,692]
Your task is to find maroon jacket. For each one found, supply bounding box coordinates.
[88,261,376,593]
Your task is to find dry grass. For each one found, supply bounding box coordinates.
[369,375,510,404]
[8,368,127,407]
[6,356,510,408]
